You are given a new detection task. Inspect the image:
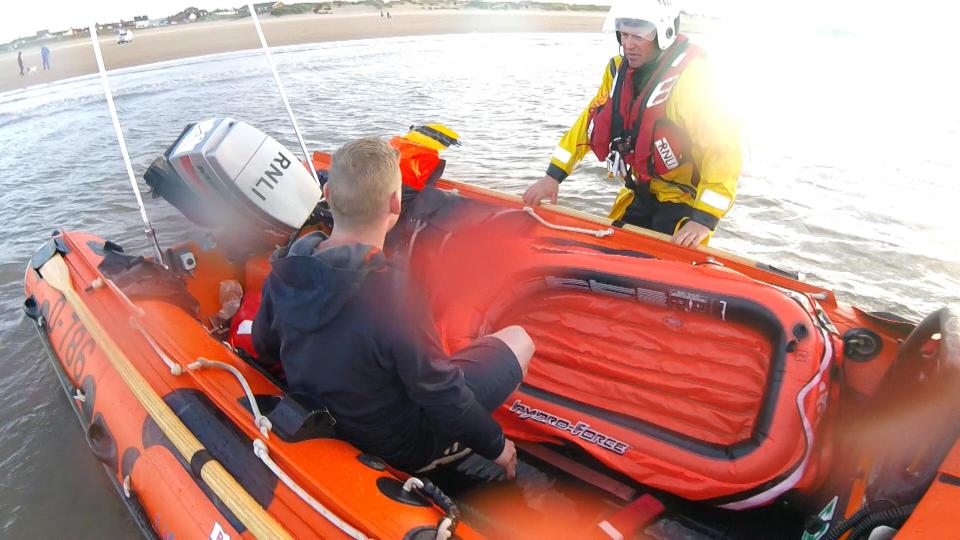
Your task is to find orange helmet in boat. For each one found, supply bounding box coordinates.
[390,124,460,190]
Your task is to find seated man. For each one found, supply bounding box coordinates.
[253,137,534,478]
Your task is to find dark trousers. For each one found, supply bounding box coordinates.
[620,188,693,235]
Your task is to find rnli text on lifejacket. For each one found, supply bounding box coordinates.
[251,152,291,201]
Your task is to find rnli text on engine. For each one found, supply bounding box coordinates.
[251,152,292,201]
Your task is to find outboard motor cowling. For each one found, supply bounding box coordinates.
[145,118,322,245]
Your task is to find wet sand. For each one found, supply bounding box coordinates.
[0,9,605,93]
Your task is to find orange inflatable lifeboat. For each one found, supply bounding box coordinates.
[22,120,960,540]
[383,178,838,507]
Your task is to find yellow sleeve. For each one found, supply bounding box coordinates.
[546,57,620,182]
[667,57,742,228]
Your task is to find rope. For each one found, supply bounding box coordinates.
[87,22,165,265]
[252,440,368,540]
[246,3,320,186]
[403,477,460,540]
[187,357,272,438]
[187,360,446,539]
[403,477,424,492]
[84,277,104,292]
[134,320,183,376]
[523,206,614,238]
[407,219,429,258]
[436,517,454,540]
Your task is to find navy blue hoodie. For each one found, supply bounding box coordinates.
[252,234,505,471]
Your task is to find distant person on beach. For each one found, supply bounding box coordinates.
[17,51,24,76]
[40,46,50,70]
[523,0,741,247]
[254,137,534,478]
[386,11,392,19]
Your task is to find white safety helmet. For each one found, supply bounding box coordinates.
[602,0,681,51]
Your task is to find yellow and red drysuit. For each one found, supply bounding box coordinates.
[545,36,741,240]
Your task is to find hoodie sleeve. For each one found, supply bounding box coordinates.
[252,279,282,364]
[387,294,506,460]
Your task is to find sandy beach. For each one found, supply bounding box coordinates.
[1,8,608,94]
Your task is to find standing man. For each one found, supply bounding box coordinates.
[254,138,535,477]
[40,46,51,70]
[17,51,25,76]
[522,0,741,247]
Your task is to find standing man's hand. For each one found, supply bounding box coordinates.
[494,438,518,479]
[522,176,560,206]
[672,220,711,247]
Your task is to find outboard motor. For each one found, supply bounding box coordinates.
[144,118,323,247]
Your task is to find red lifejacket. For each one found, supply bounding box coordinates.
[588,36,701,185]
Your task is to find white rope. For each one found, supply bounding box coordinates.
[522,206,614,238]
[87,22,165,265]
[252,439,368,540]
[72,389,86,402]
[719,328,834,510]
[246,3,320,185]
[407,220,429,258]
[134,320,183,376]
[187,357,272,438]
[435,517,454,540]
[122,475,131,498]
[402,478,457,540]
[100,278,144,317]
[402,477,424,492]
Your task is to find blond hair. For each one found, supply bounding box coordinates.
[327,137,401,228]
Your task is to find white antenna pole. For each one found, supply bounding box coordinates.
[88,23,165,265]
[247,4,320,184]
